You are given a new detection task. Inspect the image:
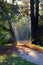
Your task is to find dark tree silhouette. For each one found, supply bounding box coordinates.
[30,0,40,44]
[30,0,34,43]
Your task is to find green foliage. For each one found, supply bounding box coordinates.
[0,29,8,45]
[0,54,37,65]
[38,2,43,45]
[0,1,19,21]
[0,1,19,45]
[0,39,6,45]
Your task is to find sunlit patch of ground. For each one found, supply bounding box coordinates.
[16,41,43,52]
[24,42,43,52]
[0,53,37,65]
[4,41,43,53]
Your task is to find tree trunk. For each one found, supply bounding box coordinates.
[35,0,40,44]
[8,19,17,45]
[30,0,39,44]
[30,0,35,43]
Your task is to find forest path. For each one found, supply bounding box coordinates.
[13,43,43,65]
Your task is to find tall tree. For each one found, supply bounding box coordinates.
[30,0,34,43]
[34,0,39,44]
[0,1,19,44]
[30,0,39,44]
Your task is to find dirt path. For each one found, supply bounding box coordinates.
[13,45,43,65]
[0,43,43,65]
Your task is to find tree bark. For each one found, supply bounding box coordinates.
[7,19,17,46]
[30,0,34,43]
[30,0,39,44]
[35,0,40,44]
[8,19,16,41]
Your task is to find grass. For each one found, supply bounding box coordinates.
[0,53,37,65]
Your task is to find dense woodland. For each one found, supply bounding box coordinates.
[0,0,43,46]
